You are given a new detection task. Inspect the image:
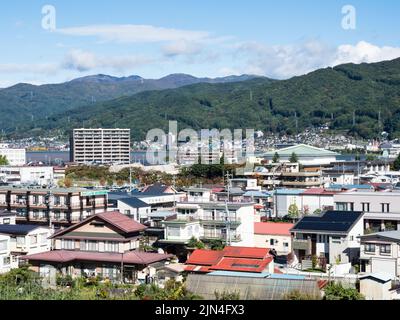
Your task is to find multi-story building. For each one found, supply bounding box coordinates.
[334,190,400,232]
[0,166,57,186]
[0,146,26,166]
[0,187,108,227]
[0,224,52,274]
[291,211,364,267]
[70,128,131,165]
[360,230,400,277]
[161,201,255,248]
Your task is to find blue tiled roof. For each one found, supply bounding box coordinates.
[274,189,306,195]
[328,184,374,190]
[118,197,150,208]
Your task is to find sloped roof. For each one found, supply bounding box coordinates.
[50,211,146,239]
[264,144,339,157]
[210,257,273,273]
[118,197,150,208]
[21,250,173,265]
[0,224,43,236]
[291,211,363,234]
[360,273,393,283]
[222,246,270,259]
[360,230,400,242]
[186,250,224,266]
[254,222,294,236]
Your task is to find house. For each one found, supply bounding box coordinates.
[274,189,305,217]
[142,183,177,195]
[300,188,337,215]
[291,210,364,266]
[185,246,275,274]
[334,190,400,232]
[254,222,294,255]
[0,224,52,273]
[21,211,173,284]
[359,230,400,277]
[108,192,152,223]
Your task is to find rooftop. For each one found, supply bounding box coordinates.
[21,250,172,265]
[0,224,43,236]
[291,210,364,234]
[254,222,294,236]
[264,144,339,157]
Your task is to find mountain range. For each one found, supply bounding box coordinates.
[2,58,400,140]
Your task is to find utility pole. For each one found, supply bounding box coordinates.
[225,172,233,245]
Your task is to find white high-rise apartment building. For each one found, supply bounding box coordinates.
[71,128,131,165]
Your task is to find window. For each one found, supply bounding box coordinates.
[124,210,131,216]
[335,202,348,211]
[62,240,74,250]
[283,242,289,247]
[380,244,391,255]
[54,196,61,206]
[32,195,39,205]
[349,203,354,211]
[87,241,98,251]
[362,203,370,212]
[33,210,39,218]
[3,256,10,266]
[2,218,10,225]
[0,240,8,251]
[105,241,119,253]
[331,237,341,244]
[381,203,390,213]
[365,244,375,253]
[30,235,38,245]
[270,239,275,246]
[54,211,61,220]
[16,236,25,246]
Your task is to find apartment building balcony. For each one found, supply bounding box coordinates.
[29,203,48,209]
[200,215,241,225]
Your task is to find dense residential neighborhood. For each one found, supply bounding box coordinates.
[2,136,400,301]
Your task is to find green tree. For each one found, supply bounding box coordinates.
[393,153,400,171]
[272,152,280,163]
[0,155,9,165]
[323,282,364,300]
[289,152,298,163]
[288,203,300,219]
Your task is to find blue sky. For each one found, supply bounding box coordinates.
[1,0,400,87]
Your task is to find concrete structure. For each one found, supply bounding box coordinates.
[71,128,131,165]
[161,201,256,247]
[0,211,16,225]
[360,231,400,278]
[0,166,56,186]
[0,187,108,227]
[334,190,400,232]
[0,146,26,166]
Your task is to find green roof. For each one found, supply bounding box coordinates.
[264,144,339,157]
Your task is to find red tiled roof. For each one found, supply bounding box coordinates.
[51,211,146,239]
[222,246,270,259]
[254,222,294,236]
[186,250,224,266]
[210,257,273,273]
[97,211,147,233]
[21,250,173,265]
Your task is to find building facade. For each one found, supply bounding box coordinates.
[71,128,131,165]
[0,187,108,227]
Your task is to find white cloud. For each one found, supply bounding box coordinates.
[57,24,210,44]
[162,40,203,57]
[0,63,59,75]
[334,41,400,65]
[234,40,400,79]
[62,49,154,72]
